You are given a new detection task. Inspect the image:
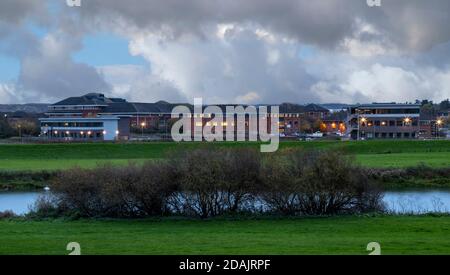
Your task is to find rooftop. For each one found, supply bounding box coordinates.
[354,103,421,109]
[50,93,333,115]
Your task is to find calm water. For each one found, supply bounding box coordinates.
[0,192,43,215]
[383,190,450,214]
[1,190,450,215]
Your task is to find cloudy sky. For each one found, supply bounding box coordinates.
[1,0,450,104]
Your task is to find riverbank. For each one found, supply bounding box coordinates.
[0,215,449,255]
[0,171,54,191]
[0,140,449,191]
[2,166,449,191]
[0,140,449,171]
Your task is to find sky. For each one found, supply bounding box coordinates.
[1,0,450,105]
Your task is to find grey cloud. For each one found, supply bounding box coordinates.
[16,32,110,102]
[0,0,45,25]
[18,56,111,102]
[2,0,450,104]
[79,0,450,51]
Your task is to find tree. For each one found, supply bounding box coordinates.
[10,120,40,137]
[439,99,450,111]
[300,119,312,133]
[0,116,15,139]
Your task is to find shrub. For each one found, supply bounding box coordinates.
[27,194,62,219]
[259,153,304,215]
[35,147,384,219]
[0,210,17,219]
[260,149,383,215]
[50,162,177,218]
[169,147,261,218]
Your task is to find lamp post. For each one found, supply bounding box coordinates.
[359,117,367,141]
[436,119,443,139]
[141,122,146,138]
[18,124,22,143]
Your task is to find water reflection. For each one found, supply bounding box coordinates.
[1,190,450,215]
[0,192,42,215]
[383,190,450,214]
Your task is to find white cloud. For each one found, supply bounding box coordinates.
[3,0,450,104]
[235,92,261,104]
[0,83,16,104]
[98,64,186,103]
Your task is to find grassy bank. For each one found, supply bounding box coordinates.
[0,140,449,171]
[1,141,449,190]
[0,215,449,255]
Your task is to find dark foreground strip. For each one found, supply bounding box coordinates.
[1,255,448,273]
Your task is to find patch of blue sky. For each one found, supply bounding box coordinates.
[73,33,147,67]
[298,45,316,60]
[0,55,20,82]
[27,22,48,39]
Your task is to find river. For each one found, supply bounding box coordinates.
[1,190,450,215]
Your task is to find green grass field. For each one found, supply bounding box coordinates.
[0,216,449,255]
[0,140,449,171]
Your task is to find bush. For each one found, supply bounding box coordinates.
[169,147,261,218]
[0,210,17,219]
[35,148,384,219]
[27,194,62,219]
[260,149,383,215]
[50,162,177,218]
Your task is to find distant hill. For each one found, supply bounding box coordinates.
[320,103,351,111]
[0,104,48,114]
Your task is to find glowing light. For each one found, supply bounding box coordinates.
[102,130,107,135]
[116,130,120,135]
[360,117,367,123]
[437,119,443,126]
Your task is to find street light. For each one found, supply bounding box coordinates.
[403,117,411,127]
[141,122,146,138]
[18,124,22,143]
[357,115,367,141]
[436,119,443,139]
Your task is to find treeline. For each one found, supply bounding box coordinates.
[366,165,450,189]
[33,148,384,219]
[0,115,40,139]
